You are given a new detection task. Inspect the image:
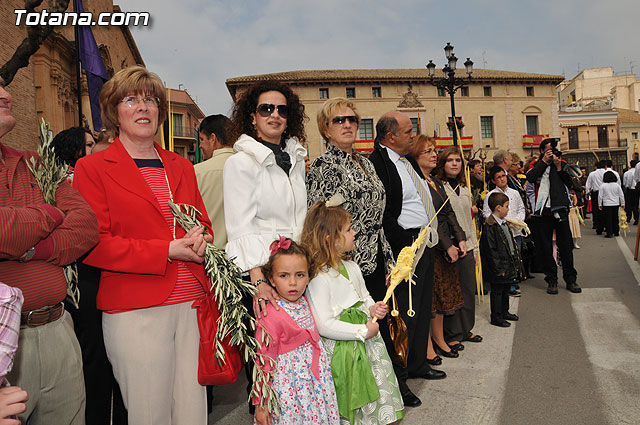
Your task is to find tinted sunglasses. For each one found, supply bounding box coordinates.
[331,115,359,125]
[256,103,289,119]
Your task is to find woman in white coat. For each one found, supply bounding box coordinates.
[223,80,308,317]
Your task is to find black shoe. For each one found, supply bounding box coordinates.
[547,281,558,294]
[401,389,422,407]
[567,283,582,293]
[464,333,483,343]
[490,319,511,327]
[596,231,602,235]
[419,368,447,380]
[509,289,521,297]
[427,355,442,366]
[434,343,459,358]
[504,313,519,321]
[448,342,464,351]
[604,234,613,238]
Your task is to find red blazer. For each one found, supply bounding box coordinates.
[73,138,212,311]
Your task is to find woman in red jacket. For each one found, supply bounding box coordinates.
[74,66,212,424]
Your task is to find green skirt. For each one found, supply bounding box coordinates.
[322,331,405,424]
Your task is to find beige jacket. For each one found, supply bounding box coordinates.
[195,147,235,249]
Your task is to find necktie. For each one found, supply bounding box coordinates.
[399,157,435,221]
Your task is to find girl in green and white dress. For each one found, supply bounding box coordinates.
[302,200,404,425]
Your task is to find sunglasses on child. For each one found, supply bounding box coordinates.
[256,103,289,119]
[331,115,359,125]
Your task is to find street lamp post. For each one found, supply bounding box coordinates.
[427,42,474,146]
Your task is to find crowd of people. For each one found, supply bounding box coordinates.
[0,66,598,425]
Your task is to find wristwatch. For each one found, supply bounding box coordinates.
[19,247,35,262]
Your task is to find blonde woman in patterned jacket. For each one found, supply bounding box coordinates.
[306,98,394,304]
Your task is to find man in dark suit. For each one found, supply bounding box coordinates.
[369,111,445,408]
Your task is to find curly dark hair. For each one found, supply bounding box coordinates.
[51,126,94,166]
[228,80,307,144]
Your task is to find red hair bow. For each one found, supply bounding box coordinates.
[269,235,291,256]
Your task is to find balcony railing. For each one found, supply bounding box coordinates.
[172,126,197,138]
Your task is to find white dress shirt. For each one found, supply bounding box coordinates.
[383,146,432,229]
[623,169,636,190]
[484,186,526,235]
[585,168,604,193]
[598,182,625,207]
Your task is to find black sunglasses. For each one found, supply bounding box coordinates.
[256,103,289,119]
[331,115,359,125]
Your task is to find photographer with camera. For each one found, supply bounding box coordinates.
[526,138,581,295]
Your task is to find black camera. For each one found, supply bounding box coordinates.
[541,137,562,157]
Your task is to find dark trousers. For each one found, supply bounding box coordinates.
[626,188,639,223]
[364,243,434,394]
[489,282,510,322]
[603,205,620,236]
[66,264,128,425]
[533,214,577,285]
[591,191,603,232]
[444,253,476,342]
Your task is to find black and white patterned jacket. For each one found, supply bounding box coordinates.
[306,143,394,275]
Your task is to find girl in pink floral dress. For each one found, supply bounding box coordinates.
[253,238,340,425]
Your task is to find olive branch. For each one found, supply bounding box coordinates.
[26,118,80,308]
[168,201,280,414]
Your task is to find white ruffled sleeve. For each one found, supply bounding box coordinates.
[223,152,269,271]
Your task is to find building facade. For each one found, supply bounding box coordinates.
[557,67,640,114]
[557,67,640,170]
[164,88,205,162]
[226,68,564,160]
[1,0,144,150]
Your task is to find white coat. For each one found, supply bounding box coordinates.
[223,134,307,271]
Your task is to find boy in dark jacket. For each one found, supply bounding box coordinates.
[480,192,524,327]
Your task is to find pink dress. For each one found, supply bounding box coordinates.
[255,298,340,425]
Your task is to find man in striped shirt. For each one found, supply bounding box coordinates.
[0,79,99,424]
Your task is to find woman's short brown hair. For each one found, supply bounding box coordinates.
[99,66,167,135]
[316,98,360,141]
[409,134,436,159]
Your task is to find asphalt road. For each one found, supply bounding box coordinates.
[208,216,640,425]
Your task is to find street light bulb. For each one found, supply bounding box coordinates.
[444,42,454,59]
[464,58,474,75]
[426,60,436,77]
[448,54,458,70]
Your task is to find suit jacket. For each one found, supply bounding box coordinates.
[368,141,424,257]
[73,138,212,311]
[194,147,235,249]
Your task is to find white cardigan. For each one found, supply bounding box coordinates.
[306,260,375,342]
[223,134,307,271]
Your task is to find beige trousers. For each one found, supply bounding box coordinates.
[102,301,206,425]
[7,311,86,425]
